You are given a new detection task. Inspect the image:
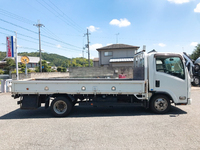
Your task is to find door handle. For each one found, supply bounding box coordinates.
[156,80,160,87]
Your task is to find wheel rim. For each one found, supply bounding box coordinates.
[195,65,199,71]
[53,100,67,114]
[194,78,199,85]
[154,98,168,112]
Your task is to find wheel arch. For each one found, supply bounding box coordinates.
[51,94,75,102]
[149,91,174,103]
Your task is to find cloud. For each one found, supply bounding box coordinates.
[87,25,99,32]
[158,43,166,47]
[90,43,103,51]
[190,42,198,46]
[194,3,200,12]
[89,43,103,59]
[109,18,131,27]
[56,44,62,48]
[167,0,191,4]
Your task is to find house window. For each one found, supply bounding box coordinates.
[104,51,113,56]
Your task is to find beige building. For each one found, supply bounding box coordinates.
[96,44,140,67]
[2,56,50,70]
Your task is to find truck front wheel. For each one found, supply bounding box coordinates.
[150,95,171,114]
[50,97,72,117]
[194,64,200,72]
[192,76,199,86]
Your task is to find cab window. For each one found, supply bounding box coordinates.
[156,56,185,80]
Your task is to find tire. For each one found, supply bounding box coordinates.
[194,64,200,72]
[150,95,171,114]
[192,76,199,86]
[50,97,72,117]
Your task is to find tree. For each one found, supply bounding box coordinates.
[62,67,66,72]
[17,63,32,73]
[57,66,62,72]
[35,60,51,72]
[0,51,6,60]
[190,44,200,60]
[64,57,93,67]
[4,58,15,74]
[57,66,66,72]
[20,63,26,73]
[0,69,4,74]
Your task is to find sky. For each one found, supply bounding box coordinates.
[1,0,200,59]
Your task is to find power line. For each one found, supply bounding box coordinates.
[48,0,85,32]
[45,0,84,33]
[0,27,82,52]
[0,8,36,25]
[42,27,61,41]
[36,0,84,33]
[0,8,71,45]
[0,43,38,51]
[0,19,82,49]
[0,8,83,49]
[0,33,81,54]
[0,18,37,34]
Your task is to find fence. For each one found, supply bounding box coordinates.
[12,72,69,80]
[1,79,12,93]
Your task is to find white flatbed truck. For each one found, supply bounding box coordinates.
[11,51,192,117]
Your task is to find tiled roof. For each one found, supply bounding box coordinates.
[109,57,134,63]
[97,44,140,50]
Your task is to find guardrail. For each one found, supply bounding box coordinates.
[0,75,9,79]
[1,79,12,93]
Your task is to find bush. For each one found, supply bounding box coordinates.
[57,66,66,72]
[11,70,23,74]
[51,69,56,72]
[0,69,4,74]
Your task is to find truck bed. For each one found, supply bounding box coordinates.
[11,78,147,96]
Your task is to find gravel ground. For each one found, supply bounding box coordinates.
[0,88,200,150]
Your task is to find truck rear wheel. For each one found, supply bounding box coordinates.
[50,97,72,117]
[150,95,171,114]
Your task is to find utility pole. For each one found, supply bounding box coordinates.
[33,20,44,72]
[82,47,85,58]
[15,31,19,80]
[84,29,91,67]
[116,33,119,44]
[82,47,85,67]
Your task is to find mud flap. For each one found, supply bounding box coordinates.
[20,95,39,109]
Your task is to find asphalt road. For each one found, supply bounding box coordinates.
[0,88,200,150]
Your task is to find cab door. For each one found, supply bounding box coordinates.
[153,54,188,104]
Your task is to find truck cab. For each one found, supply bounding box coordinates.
[132,51,191,113]
[148,52,191,111]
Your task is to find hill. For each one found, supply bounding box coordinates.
[0,51,70,66]
[18,52,70,66]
